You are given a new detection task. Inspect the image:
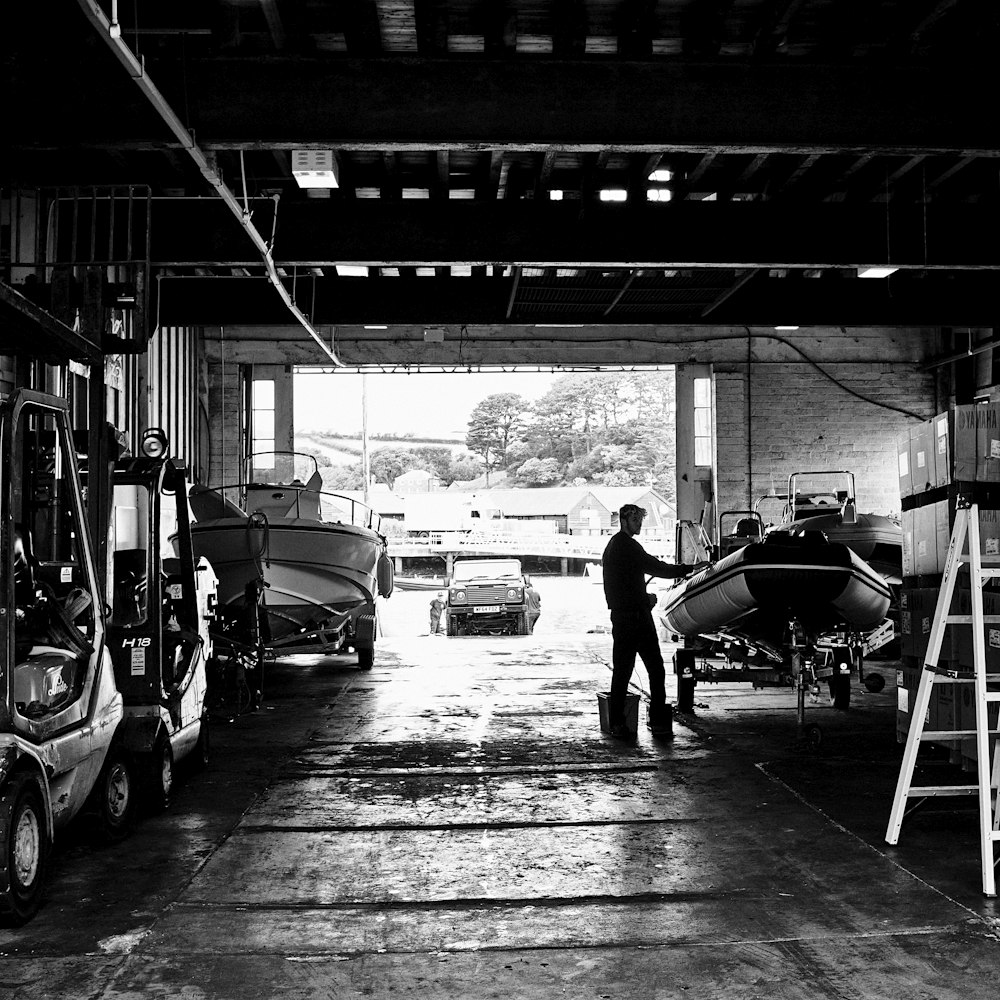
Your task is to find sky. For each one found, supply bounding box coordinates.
[294,370,558,440]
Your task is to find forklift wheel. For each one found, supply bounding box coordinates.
[192,713,210,772]
[90,747,137,843]
[147,739,173,813]
[0,772,49,926]
[863,672,886,693]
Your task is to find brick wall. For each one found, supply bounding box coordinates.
[206,358,243,488]
[716,362,935,518]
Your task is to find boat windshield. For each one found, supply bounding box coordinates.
[452,559,522,582]
[251,452,320,488]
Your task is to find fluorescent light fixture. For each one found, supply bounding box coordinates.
[599,189,627,202]
[649,168,673,182]
[335,264,368,277]
[646,188,672,202]
[364,325,388,330]
[858,266,898,278]
[775,326,799,331]
[292,149,339,189]
[549,190,564,201]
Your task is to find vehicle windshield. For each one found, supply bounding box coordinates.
[452,560,522,582]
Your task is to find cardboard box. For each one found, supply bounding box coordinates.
[934,411,951,487]
[901,509,916,577]
[955,589,1000,673]
[912,587,954,661]
[897,428,913,499]
[898,589,915,657]
[952,402,1000,483]
[909,418,935,495]
[914,504,937,574]
[951,404,979,481]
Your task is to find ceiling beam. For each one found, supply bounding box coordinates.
[199,322,939,369]
[12,59,1000,156]
[145,200,1000,269]
[153,272,1000,328]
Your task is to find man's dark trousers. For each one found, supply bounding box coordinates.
[609,607,667,726]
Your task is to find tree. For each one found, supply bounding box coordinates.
[322,463,365,491]
[466,393,526,484]
[512,457,561,487]
[370,448,415,490]
[447,456,483,483]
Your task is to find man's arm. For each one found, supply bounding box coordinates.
[640,549,692,579]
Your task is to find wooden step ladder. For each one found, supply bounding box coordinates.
[885,501,1000,896]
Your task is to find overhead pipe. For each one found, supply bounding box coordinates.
[75,0,345,366]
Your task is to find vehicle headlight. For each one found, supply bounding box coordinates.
[451,589,467,604]
[507,588,521,601]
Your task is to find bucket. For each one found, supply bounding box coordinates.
[597,691,639,735]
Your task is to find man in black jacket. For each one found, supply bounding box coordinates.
[602,504,692,739]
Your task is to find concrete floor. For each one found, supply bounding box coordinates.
[2,634,1000,999]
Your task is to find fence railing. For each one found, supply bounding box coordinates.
[388,530,674,561]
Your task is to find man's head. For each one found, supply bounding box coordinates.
[437,591,445,598]
[619,504,647,536]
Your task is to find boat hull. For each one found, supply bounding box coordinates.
[191,517,387,640]
[661,532,891,641]
[789,511,902,583]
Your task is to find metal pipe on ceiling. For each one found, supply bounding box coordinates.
[74,0,345,367]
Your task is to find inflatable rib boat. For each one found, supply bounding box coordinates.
[661,529,892,642]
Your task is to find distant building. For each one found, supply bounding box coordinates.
[474,487,612,536]
[324,490,405,525]
[393,468,439,493]
[589,486,676,538]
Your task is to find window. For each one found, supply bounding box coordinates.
[693,377,712,467]
[252,379,275,466]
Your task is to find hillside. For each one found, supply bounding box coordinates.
[298,431,466,466]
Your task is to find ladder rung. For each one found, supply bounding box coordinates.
[943,615,1000,624]
[926,667,1000,683]
[905,785,979,798]
[920,730,979,740]
[958,555,1000,567]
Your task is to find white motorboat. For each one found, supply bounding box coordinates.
[189,453,393,666]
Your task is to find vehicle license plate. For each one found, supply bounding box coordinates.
[473,605,502,613]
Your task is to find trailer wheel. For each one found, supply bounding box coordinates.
[830,673,851,711]
[358,647,374,670]
[90,747,136,843]
[0,773,48,925]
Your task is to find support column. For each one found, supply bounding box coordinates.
[675,363,716,557]
[394,556,403,574]
[446,552,454,578]
[561,558,568,576]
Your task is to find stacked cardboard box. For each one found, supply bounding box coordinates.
[896,402,1000,761]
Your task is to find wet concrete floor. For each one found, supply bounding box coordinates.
[2,633,1000,998]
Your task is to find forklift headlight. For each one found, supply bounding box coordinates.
[141,427,169,459]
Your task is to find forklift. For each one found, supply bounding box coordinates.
[0,389,136,924]
[105,428,217,811]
